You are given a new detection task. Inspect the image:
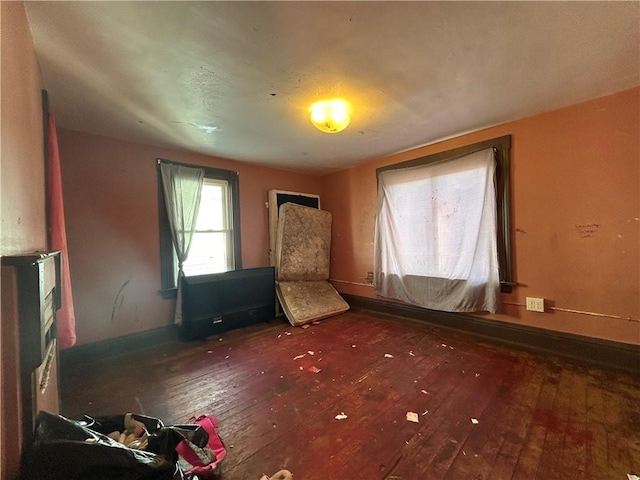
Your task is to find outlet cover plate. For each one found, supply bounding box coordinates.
[526,297,545,312]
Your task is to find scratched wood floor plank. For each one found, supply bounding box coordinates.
[442,350,535,480]
[561,366,589,478]
[218,316,432,474]
[618,374,640,476]
[602,372,636,479]
[585,372,614,480]
[384,347,502,479]
[535,366,580,480]
[509,361,563,480]
[486,356,546,479]
[59,310,640,480]
[218,314,440,479]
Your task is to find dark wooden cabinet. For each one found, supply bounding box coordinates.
[180,267,275,340]
[1,251,61,447]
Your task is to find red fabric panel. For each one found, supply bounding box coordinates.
[47,113,76,348]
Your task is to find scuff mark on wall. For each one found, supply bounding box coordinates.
[135,303,140,324]
[575,223,600,238]
[110,278,130,323]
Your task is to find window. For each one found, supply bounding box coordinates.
[183,178,234,276]
[374,135,512,313]
[158,160,241,297]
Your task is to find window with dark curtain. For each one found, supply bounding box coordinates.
[157,159,241,298]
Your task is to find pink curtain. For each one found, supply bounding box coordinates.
[47,113,76,348]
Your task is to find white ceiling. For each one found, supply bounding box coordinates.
[24,1,639,174]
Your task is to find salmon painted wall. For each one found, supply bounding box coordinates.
[321,88,640,346]
[1,2,47,255]
[57,129,321,345]
[0,2,47,478]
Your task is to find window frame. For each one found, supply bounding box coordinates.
[157,159,241,298]
[376,135,514,292]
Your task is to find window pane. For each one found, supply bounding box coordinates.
[183,231,230,276]
[195,180,227,231]
[182,178,234,277]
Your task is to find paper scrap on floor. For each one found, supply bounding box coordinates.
[406,412,419,423]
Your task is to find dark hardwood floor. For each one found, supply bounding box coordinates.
[61,311,640,480]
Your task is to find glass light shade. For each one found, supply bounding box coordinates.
[309,99,351,133]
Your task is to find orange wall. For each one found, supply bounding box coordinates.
[0,2,48,479]
[0,2,47,254]
[321,88,640,346]
[57,129,322,345]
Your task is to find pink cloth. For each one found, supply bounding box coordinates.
[47,113,76,348]
[176,415,226,476]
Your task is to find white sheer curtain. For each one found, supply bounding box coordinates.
[374,148,500,313]
[160,162,205,324]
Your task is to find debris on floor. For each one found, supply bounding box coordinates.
[308,366,321,374]
[471,418,479,424]
[260,469,293,480]
[335,412,348,420]
[406,412,419,423]
[293,354,305,360]
[384,353,394,358]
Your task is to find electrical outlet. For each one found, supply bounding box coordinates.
[526,297,545,312]
[366,271,374,284]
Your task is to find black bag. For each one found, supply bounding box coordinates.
[20,411,209,480]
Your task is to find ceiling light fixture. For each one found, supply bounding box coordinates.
[309,99,351,133]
